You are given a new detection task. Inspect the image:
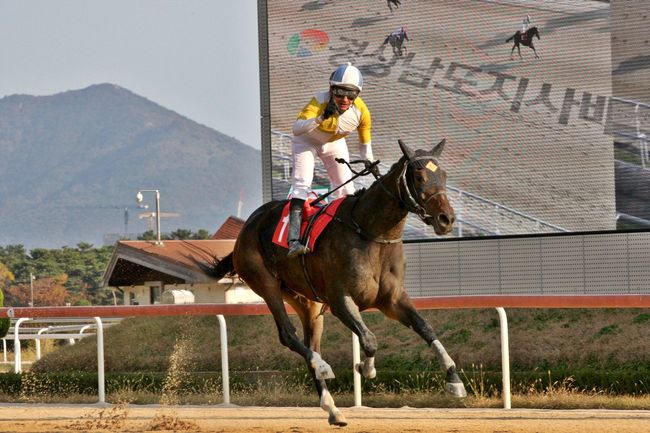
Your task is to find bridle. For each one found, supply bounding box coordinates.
[345,155,448,243]
[397,156,448,222]
[379,155,448,223]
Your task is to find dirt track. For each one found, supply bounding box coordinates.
[1,404,650,432]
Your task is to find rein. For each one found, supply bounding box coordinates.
[296,159,380,303]
[338,155,447,244]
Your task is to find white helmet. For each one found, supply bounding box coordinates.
[329,63,363,92]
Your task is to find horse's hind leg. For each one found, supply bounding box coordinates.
[329,295,378,379]
[284,295,347,427]
[378,293,467,398]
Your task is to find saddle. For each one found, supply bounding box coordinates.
[272,197,345,251]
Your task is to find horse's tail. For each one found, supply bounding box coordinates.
[207,252,235,279]
[505,33,515,43]
[383,35,389,45]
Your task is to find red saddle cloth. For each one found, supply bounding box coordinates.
[272,197,345,251]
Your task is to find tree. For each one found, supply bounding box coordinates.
[0,262,13,338]
[6,274,69,307]
[138,228,212,241]
[0,262,15,287]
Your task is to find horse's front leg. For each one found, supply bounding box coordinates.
[532,45,540,59]
[329,295,378,380]
[379,293,467,398]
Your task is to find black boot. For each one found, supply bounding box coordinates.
[287,198,309,258]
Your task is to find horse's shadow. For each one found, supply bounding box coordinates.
[351,16,389,28]
[300,1,327,11]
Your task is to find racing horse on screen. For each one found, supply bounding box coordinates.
[506,26,540,60]
[210,139,466,426]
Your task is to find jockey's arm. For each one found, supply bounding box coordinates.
[293,96,324,137]
[356,102,373,161]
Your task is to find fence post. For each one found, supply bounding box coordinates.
[93,317,105,403]
[217,315,230,405]
[13,318,30,373]
[352,333,362,407]
[495,307,511,409]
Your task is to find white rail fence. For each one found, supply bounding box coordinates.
[4,298,648,409]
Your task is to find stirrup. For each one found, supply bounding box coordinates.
[287,240,309,258]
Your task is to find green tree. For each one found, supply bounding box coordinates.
[138,228,211,241]
[0,262,14,337]
[0,243,115,306]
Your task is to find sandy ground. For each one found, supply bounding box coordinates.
[1,404,650,432]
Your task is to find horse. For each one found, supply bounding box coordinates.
[209,139,466,426]
[387,0,401,13]
[506,26,540,60]
[383,27,409,56]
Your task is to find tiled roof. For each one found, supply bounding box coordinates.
[212,216,245,240]
[103,239,235,286]
[119,239,235,269]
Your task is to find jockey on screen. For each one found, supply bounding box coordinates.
[521,15,531,41]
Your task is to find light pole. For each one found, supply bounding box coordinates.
[136,189,163,245]
[29,273,35,307]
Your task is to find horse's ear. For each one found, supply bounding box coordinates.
[398,139,415,160]
[431,138,446,157]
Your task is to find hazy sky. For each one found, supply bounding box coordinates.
[0,0,261,148]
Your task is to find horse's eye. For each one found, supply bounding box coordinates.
[415,174,425,183]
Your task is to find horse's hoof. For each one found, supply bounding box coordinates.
[316,364,335,380]
[355,362,376,379]
[328,411,347,427]
[446,381,468,398]
[311,353,336,380]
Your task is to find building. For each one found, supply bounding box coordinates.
[101,217,261,305]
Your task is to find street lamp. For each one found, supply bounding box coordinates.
[136,189,163,245]
[29,273,35,307]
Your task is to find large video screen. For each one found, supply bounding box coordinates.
[261,0,650,240]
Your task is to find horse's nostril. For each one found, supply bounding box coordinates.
[439,214,451,227]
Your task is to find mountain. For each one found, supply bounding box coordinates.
[0,84,262,249]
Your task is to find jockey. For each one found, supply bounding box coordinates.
[390,26,409,42]
[521,15,531,40]
[287,63,374,258]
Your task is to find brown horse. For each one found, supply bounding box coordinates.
[506,26,540,60]
[210,139,466,426]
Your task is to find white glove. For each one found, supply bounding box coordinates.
[359,143,374,162]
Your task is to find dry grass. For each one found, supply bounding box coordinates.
[147,413,200,431]
[28,309,650,374]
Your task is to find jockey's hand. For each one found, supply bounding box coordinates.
[364,160,380,178]
[323,98,338,120]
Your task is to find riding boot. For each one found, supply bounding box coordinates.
[287,198,309,258]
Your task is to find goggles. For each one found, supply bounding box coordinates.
[331,87,359,100]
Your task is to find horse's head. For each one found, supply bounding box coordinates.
[531,26,540,39]
[398,138,455,235]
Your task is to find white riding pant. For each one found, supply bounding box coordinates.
[291,136,355,200]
